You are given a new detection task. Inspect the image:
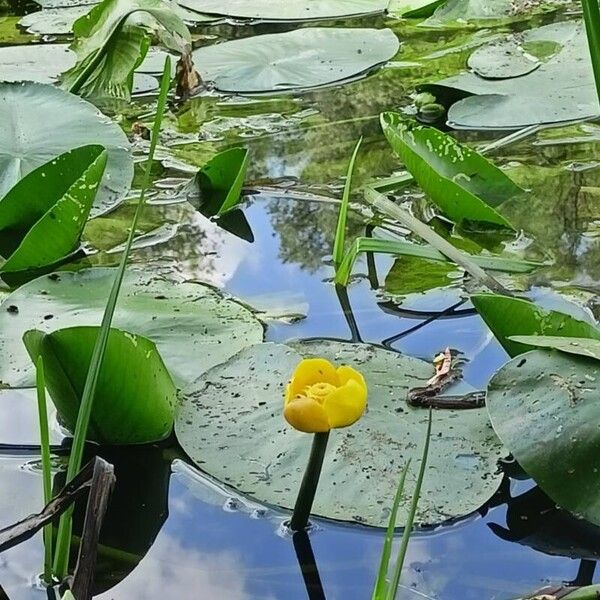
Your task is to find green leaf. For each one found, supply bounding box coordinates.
[508,336,600,361]
[487,349,600,526]
[471,294,600,357]
[0,145,107,277]
[335,236,541,287]
[189,148,249,217]
[178,0,388,20]
[24,326,177,444]
[385,256,456,295]
[333,138,362,270]
[62,0,190,99]
[192,28,400,93]
[176,341,504,527]
[381,112,520,228]
[387,0,446,18]
[437,22,599,129]
[0,82,133,216]
[0,268,264,389]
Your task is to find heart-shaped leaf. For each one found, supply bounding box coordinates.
[381,112,520,228]
[24,326,177,444]
[0,82,133,216]
[487,349,600,526]
[176,340,504,527]
[471,294,600,357]
[0,145,107,279]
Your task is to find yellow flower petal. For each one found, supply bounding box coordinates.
[336,365,367,393]
[284,397,331,433]
[323,378,367,429]
[287,358,339,398]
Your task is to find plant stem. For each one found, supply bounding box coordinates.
[581,0,600,104]
[289,432,330,531]
[35,357,53,585]
[52,57,172,580]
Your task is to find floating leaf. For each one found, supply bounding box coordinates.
[176,341,504,527]
[487,349,600,526]
[467,38,540,79]
[192,28,399,93]
[0,145,107,278]
[24,326,176,444]
[0,268,264,388]
[18,7,91,34]
[187,148,249,217]
[509,336,600,362]
[471,294,600,357]
[178,0,387,20]
[436,21,599,129]
[0,82,133,216]
[0,44,75,82]
[381,113,520,228]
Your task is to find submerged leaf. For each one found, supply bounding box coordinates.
[387,0,446,18]
[0,82,133,216]
[471,294,600,357]
[0,145,107,278]
[192,28,399,93]
[0,268,264,388]
[487,350,600,526]
[381,113,521,228]
[24,326,177,444]
[176,341,504,527]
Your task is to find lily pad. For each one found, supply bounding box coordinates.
[381,112,520,227]
[0,82,133,216]
[509,336,600,362]
[18,7,91,34]
[0,268,264,388]
[178,0,387,20]
[487,349,600,526]
[471,294,600,358]
[467,38,540,79]
[436,21,600,129]
[0,44,75,82]
[176,341,505,527]
[24,326,177,444]
[192,27,400,94]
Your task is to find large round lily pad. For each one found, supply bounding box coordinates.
[192,28,400,93]
[178,0,387,20]
[176,340,505,527]
[436,22,599,129]
[0,44,75,82]
[0,268,264,388]
[0,82,133,216]
[487,349,600,526]
[18,7,90,34]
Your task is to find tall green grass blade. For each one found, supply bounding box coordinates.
[333,138,362,271]
[363,187,510,295]
[52,57,172,579]
[35,356,53,584]
[386,409,432,600]
[335,236,541,286]
[581,0,600,104]
[372,460,411,600]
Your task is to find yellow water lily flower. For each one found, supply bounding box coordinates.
[284,358,368,433]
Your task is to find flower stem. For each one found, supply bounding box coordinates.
[290,432,330,531]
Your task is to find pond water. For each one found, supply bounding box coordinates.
[1,1,600,599]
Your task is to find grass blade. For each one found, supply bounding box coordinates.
[386,409,432,600]
[372,460,412,600]
[581,0,600,104]
[363,187,510,295]
[35,356,53,584]
[333,138,362,271]
[335,236,541,286]
[52,56,172,579]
